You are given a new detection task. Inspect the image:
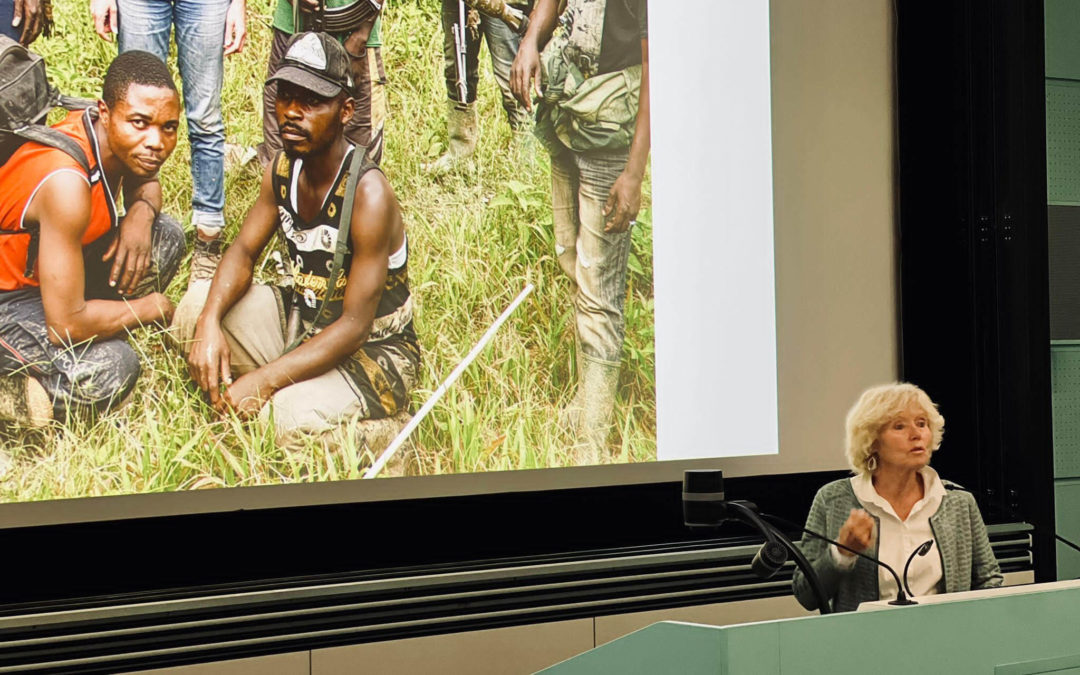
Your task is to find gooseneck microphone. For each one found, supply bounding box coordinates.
[902,539,935,598]
[682,470,834,614]
[761,513,917,606]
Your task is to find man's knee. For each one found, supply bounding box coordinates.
[556,242,577,280]
[58,341,141,415]
[259,386,330,438]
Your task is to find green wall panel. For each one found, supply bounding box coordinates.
[1056,479,1080,580]
[1046,82,1080,205]
[1048,0,1080,588]
[1046,0,1080,80]
[1050,344,1080,477]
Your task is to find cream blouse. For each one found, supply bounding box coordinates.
[830,466,947,599]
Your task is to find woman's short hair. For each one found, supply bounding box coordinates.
[844,382,945,476]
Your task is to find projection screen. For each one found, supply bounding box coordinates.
[0,0,896,526]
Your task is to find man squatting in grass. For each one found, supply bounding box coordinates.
[172,33,419,446]
[0,51,184,425]
[511,0,649,463]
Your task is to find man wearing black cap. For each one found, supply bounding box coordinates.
[172,32,419,448]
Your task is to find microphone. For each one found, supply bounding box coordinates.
[761,513,917,606]
[680,472,789,577]
[902,539,935,598]
[752,540,789,578]
[681,470,834,613]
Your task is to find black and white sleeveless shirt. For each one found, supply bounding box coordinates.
[271,147,415,346]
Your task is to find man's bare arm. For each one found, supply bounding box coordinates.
[188,162,279,404]
[510,0,562,111]
[32,173,172,346]
[108,175,162,295]
[223,170,399,412]
[603,38,650,233]
[198,164,278,324]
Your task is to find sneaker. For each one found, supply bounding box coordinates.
[189,236,224,286]
[0,374,53,427]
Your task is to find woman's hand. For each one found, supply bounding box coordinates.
[836,508,874,556]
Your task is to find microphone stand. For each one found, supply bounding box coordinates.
[902,540,935,598]
[724,501,834,614]
[761,513,917,606]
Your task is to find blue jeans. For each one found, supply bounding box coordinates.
[441,0,530,128]
[0,0,18,41]
[117,0,228,229]
[550,148,632,364]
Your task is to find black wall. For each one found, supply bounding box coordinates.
[896,0,1055,579]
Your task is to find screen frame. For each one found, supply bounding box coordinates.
[0,456,820,529]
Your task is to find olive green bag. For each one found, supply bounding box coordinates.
[534,33,641,154]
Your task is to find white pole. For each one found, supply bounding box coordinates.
[363,284,535,479]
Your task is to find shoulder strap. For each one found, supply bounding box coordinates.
[10,125,91,175]
[284,144,371,352]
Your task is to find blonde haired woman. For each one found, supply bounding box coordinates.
[792,383,1003,612]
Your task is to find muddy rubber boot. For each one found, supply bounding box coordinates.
[557,339,585,433]
[0,374,52,427]
[571,354,620,466]
[425,101,477,175]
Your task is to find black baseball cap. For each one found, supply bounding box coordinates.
[267,32,353,98]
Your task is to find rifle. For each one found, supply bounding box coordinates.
[452,0,469,102]
[292,0,327,32]
[464,0,530,37]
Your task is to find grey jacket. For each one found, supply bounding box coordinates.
[791,478,1004,612]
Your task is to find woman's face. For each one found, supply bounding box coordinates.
[874,405,932,474]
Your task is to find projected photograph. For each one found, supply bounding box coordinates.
[0,0,660,501]
[0,0,781,503]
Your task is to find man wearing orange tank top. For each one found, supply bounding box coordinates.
[0,50,184,428]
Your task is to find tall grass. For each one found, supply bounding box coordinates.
[1,0,655,502]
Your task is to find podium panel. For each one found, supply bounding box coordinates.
[543,581,1080,674]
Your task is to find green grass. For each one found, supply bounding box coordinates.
[0,0,655,502]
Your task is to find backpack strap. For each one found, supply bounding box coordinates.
[11,125,91,175]
[284,143,372,353]
[9,110,96,278]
